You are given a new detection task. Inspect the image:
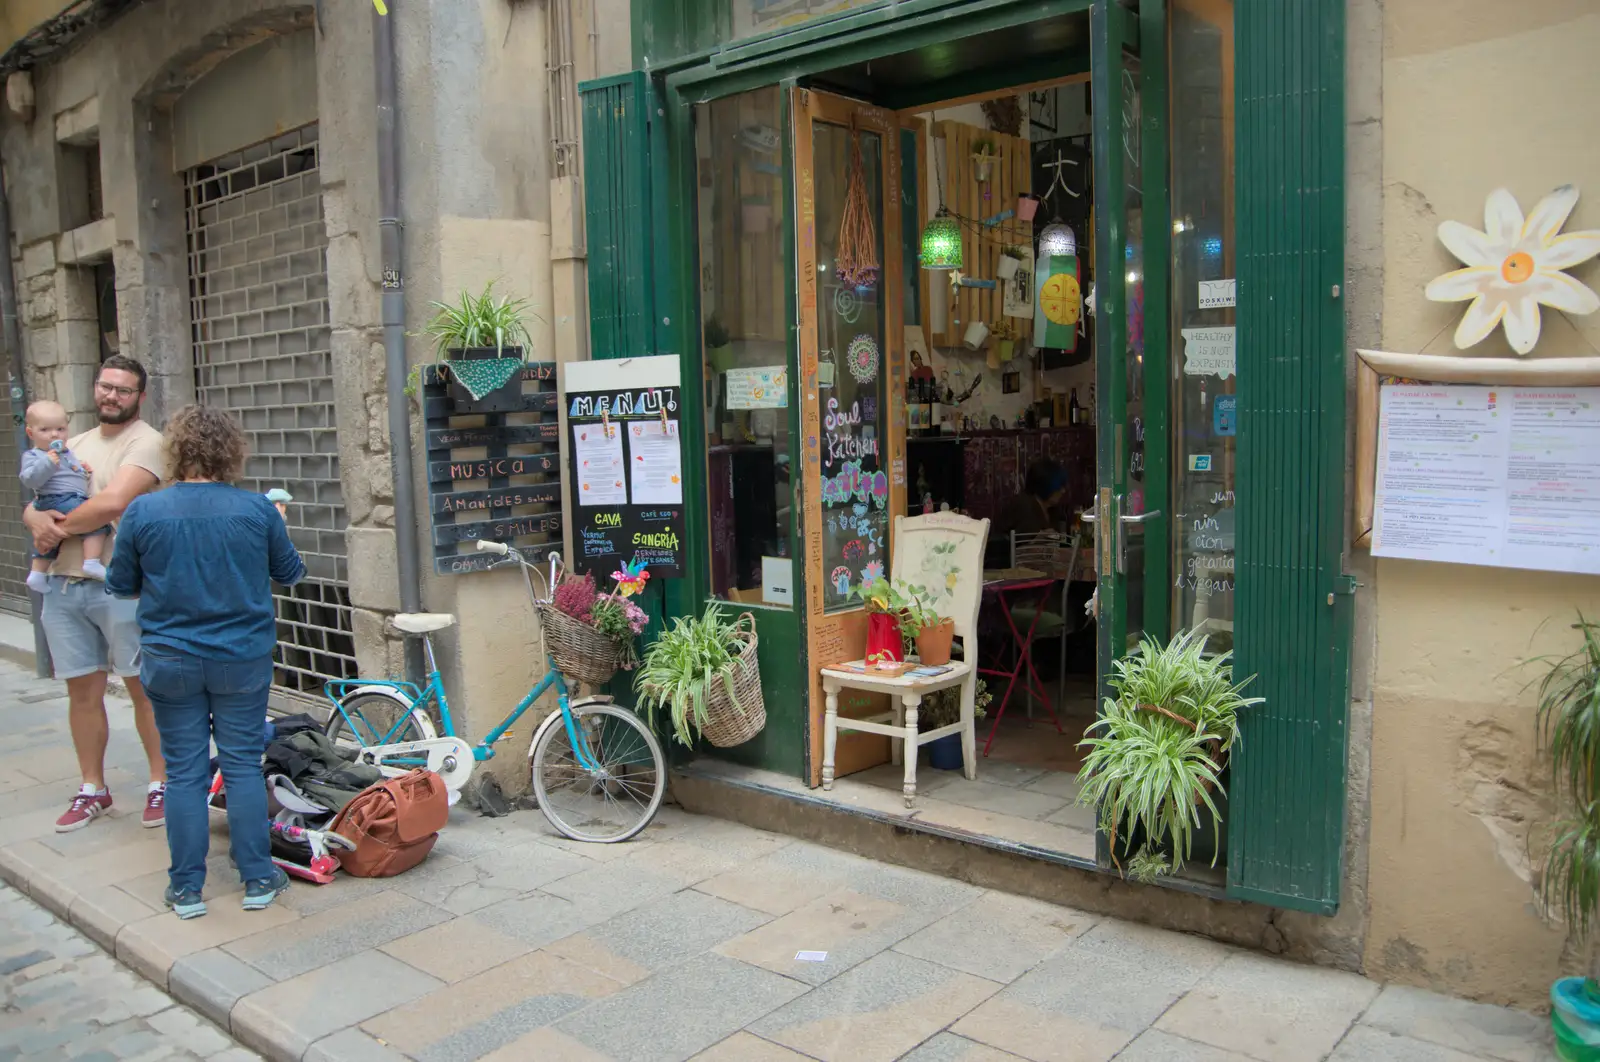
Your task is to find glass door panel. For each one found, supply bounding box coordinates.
[794,88,905,785]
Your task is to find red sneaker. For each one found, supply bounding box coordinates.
[143,786,166,829]
[55,790,112,833]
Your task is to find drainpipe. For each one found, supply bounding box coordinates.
[374,5,424,635]
[0,152,51,678]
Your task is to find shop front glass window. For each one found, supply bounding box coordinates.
[1169,0,1236,650]
[695,89,794,608]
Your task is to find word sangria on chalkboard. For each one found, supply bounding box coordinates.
[564,356,688,579]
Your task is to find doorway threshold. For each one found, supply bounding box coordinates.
[671,758,1230,902]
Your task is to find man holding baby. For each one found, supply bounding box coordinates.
[22,355,168,832]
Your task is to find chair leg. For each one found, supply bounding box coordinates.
[822,683,839,790]
[959,674,977,781]
[902,694,921,808]
[890,698,904,767]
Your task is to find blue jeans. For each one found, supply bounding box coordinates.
[140,646,275,892]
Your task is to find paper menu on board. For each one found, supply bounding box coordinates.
[725,366,789,410]
[572,423,627,506]
[627,420,684,505]
[1372,385,1600,575]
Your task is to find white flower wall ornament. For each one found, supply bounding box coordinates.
[1424,185,1600,355]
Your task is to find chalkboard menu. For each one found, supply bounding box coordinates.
[564,356,687,579]
[423,359,562,575]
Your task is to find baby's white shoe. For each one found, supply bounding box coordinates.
[25,571,49,594]
[81,559,107,580]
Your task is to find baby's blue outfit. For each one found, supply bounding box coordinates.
[19,446,111,560]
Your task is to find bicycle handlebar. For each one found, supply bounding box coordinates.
[472,541,561,606]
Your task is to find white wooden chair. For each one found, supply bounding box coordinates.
[819,512,991,807]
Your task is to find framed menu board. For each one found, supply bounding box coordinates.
[563,356,687,579]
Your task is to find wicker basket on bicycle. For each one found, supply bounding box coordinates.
[700,612,766,748]
[537,602,623,687]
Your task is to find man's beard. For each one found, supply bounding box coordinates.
[98,401,138,425]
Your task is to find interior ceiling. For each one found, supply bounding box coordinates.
[804,12,1090,105]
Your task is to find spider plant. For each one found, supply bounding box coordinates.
[635,603,748,748]
[1531,615,1600,982]
[1075,628,1262,880]
[417,281,536,359]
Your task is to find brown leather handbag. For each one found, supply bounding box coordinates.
[327,769,449,878]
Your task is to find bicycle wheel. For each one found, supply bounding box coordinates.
[531,700,666,843]
[325,691,434,750]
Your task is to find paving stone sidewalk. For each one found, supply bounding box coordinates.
[0,659,1554,1062]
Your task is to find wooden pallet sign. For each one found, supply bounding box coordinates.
[423,356,562,575]
[564,355,687,579]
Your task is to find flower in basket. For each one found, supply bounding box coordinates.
[549,569,651,672]
[552,570,599,623]
[612,558,651,598]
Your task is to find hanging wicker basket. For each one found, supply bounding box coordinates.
[700,612,767,748]
[538,602,623,687]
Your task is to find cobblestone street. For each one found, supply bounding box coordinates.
[0,657,1553,1061]
[1,883,253,1062]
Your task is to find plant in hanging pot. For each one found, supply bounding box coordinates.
[539,560,653,687]
[1074,628,1262,883]
[1529,615,1600,1048]
[704,315,735,375]
[418,281,538,413]
[1017,193,1041,221]
[997,245,1027,281]
[637,603,766,748]
[920,680,992,770]
[971,137,998,183]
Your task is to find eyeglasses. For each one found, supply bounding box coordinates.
[95,381,140,398]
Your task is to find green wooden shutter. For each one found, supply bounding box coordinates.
[581,72,655,360]
[1227,0,1353,915]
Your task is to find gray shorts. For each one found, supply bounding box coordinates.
[40,579,141,681]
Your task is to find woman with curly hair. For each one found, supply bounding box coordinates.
[108,404,305,919]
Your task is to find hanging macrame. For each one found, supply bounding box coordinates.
[834,129,880,289]
[448,358,524,400]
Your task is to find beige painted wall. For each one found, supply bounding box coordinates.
[1364,0,1600,1009]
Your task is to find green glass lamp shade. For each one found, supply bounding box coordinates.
[919,211,963,271]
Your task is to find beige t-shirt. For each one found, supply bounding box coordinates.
[46,419,164,578]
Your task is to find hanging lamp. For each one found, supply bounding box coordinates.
[918,112,964,272]
[1040,219,1077,257]
[920,209,963,271]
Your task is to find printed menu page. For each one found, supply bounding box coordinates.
[1373,384,1600,575]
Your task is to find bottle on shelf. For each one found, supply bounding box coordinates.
[1068,387,1082,426]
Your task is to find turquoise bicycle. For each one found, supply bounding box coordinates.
[321,540,666,843]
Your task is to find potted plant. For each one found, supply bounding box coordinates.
[900,590,955,666]
[1530,615,1600,1051]
[920,679,992,770]
[997,245,1027,281]
[853,576,917,668]
[418,281,536,413]
[1074,628,1261,883]
[1017,193,1041,222]
[539,559,652,687]
[637,603,766,748]
[704,315,734,375]
[972,137,998,183]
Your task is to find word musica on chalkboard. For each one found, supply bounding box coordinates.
[564,357,687,580]
[423,357,562,575]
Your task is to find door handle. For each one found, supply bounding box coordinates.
[1115,505,1161,574]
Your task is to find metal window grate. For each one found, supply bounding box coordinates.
[184,124,357,700]
[0,412,30,614]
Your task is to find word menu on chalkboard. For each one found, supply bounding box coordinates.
[423,359,563,575]
[564,356,687,579]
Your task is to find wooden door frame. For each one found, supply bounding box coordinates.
[794,86,907,786]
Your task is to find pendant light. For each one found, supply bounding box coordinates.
[918,112,964,271]
[920,209,963,271]
[1040,219,1076,257]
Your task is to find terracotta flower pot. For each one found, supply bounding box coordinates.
[915,618,955,665]
[1017,194,1041,221]
[865,612,903,664]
